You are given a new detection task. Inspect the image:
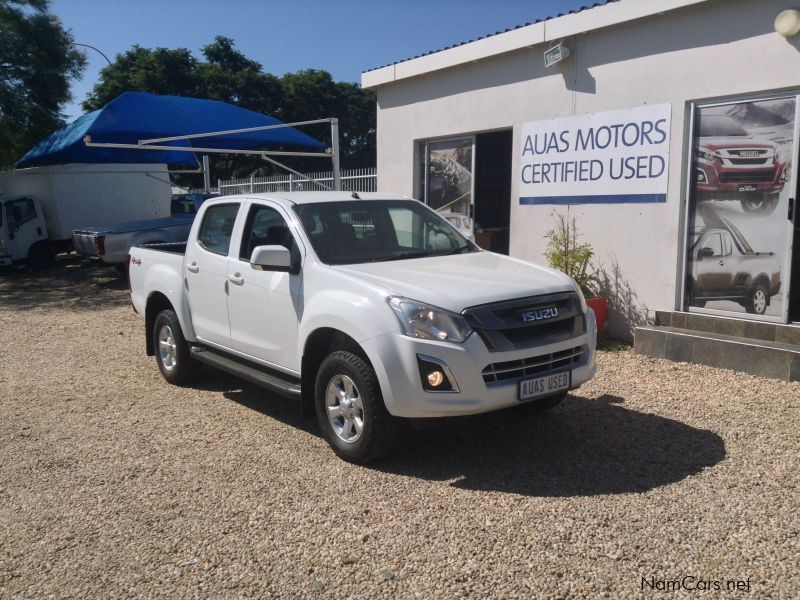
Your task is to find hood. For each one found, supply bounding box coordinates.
[699,136,776,151]
[333,251,574,312]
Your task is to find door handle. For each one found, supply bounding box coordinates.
[186,262,199,273]
[718,260,725,266]
[227,273,244,286]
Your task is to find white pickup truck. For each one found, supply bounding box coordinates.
[129,192,597,462]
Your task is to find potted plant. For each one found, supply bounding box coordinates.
[543,211,608,339]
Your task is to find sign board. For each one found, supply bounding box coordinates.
[518,103,672,205]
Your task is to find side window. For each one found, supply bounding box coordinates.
[197,204,239,255]
[239,204,293,260]
[721,232,733,256]
[6,198,37,231]
[702,233,723,257]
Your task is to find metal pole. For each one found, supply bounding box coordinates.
[250,175,254,193]
[202,155,211,193]
[331,118,342,191]
[260,155,332,191]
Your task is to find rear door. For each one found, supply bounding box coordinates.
[184,202,242,347]
[226,200,303,372]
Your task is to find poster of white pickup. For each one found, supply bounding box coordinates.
[518,103,672,205]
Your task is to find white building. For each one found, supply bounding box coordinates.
[362,0,800,379]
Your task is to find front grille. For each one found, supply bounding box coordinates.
[463,292,585,352]
[719,170,775,183]
[482,345,586,385]
[728,158,770,166]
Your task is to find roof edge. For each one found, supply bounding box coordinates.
[361,0,710,89]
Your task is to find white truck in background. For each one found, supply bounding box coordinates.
[128,191,597,463]
[72,193,215,268]
[0,163,172,269]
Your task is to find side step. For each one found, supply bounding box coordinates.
[190,346,302,398]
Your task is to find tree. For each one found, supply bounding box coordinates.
[82,37,375,180]
[0,0,86,168]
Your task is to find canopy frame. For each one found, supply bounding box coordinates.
[84,117,342,191]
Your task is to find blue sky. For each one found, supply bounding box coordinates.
[52,0,595,121]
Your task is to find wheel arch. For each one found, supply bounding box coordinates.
[145,291,175,356]
[300,327,374,418]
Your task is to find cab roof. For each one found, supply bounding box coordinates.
[209,191,413,206]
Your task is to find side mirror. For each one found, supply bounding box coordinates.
[250,245,293,272]
[697,247,714,259]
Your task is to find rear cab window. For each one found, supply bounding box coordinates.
[197,203,240,255]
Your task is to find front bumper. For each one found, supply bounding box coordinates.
[363,309,597,419]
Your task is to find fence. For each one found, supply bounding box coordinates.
[218,167,377,195]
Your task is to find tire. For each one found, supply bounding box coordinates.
[114,264,127,274]
[744,285,768,315]
[153,309,201,385]
[28,243,54,271]
[520,392,567,414]
[740,194,779,215]
[314,350,400,463]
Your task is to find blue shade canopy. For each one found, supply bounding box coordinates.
[17,92,326,168]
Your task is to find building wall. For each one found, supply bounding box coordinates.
[373,0,800,338]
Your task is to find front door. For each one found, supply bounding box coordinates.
[184,202,241,347]
[226,201,302,373]
[4,198,47,261]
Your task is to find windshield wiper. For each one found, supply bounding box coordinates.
[443,244,474,255]
[368,251,432,262]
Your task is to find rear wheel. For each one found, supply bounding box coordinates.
[153,309,201,385]
[744,285,768,315]
[314,350,400,463]
[28,243,54,271]
[740,194,779,215]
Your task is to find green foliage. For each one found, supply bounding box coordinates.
[82,36,376,179]
[543,210,599,297]
[0,0,86,168]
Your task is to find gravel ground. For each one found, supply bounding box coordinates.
[0,262,798,599]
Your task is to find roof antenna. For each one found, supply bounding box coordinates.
[351,192,360,200]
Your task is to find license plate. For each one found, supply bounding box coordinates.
[739,151,759,158]
[519,371,571,401]
[738,184,758,192]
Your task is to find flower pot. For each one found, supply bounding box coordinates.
[586,296,608,341]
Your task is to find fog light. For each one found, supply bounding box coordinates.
[427,370,444,387]
[696,168,707,183]
[416,354,459,392]
[780,168,787,183]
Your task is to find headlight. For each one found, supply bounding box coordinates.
[388,296,472,343]
[695,148,718,162]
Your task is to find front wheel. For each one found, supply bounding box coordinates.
[740,194,779,215]
[153,309,201,385]
[314,350,400,463]
[744,285,768,315]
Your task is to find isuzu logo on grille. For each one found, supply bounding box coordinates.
[521,306,558,322]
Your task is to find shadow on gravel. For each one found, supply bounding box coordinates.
[198,376,726,497]
[376,394,726,497]
[0,258,128,311]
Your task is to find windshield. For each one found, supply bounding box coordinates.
[698,115,748,137]
[293,199,476,265]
